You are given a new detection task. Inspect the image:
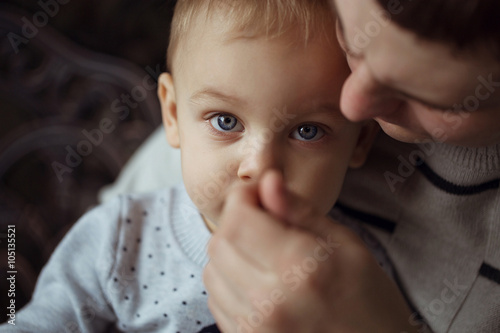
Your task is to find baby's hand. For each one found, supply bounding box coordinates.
[204,169,419,333]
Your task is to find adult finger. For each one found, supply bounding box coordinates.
[214,183,294,269]
[258,169,338,239]
[258,169,288,221]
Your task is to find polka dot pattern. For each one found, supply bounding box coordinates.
[110,187,216,332]
[2,186,217,332]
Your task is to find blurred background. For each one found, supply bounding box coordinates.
[0,0,176,313]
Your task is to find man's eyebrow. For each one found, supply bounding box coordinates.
[189,88,246,106]
[333,3,455,111]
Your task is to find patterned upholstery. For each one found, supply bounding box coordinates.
[0,3,172,312]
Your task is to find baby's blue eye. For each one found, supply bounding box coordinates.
[292,124,324,141]
[210,114,243,132]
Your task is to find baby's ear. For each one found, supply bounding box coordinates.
[158,73,180,148]
[348,121,380,168]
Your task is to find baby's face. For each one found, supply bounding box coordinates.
[161,16,373,227]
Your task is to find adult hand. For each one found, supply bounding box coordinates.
[204,170,419,333]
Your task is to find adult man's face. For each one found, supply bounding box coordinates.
[333,0,500,147]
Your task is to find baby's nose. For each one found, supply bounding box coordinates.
[237,140,282,181]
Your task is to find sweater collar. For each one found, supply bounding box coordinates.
[422,140,500,185]
[170,184,211,268]
[433,142,500,172]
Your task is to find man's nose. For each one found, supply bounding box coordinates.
[340,62,402,122]
[237,138,282,182]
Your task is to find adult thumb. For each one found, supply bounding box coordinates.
[258,170,333,237]
[258,169,288,221]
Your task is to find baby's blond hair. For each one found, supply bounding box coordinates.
[167,0,336,72]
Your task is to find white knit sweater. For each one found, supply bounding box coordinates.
[0,185,219,333]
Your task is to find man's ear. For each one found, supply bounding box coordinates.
[349,121,380,168]
[158,73,180,148]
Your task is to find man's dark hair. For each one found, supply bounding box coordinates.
[375,0,500,58]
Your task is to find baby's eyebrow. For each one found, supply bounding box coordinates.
[189,88,247,106]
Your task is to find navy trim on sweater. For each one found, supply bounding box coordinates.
[335,202,396,233]
[416,158,500,196]
[479,263,500,285]
[335,204,500,285]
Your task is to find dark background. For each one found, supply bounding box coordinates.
[0,0,176,315]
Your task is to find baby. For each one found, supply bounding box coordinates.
[0,0,377,332]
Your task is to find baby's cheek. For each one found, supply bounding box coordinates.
[185,179,208,210]
[185,179,220,219]
[316,172,346,215]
